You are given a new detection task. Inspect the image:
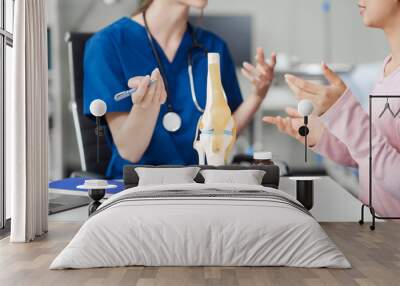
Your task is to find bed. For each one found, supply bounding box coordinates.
[50,165,350,269]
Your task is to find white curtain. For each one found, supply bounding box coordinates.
[7,0,49,242]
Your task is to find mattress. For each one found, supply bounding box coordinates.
[50,183,350,269]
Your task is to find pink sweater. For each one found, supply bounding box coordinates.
[312,56,400,217]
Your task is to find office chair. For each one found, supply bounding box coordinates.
[66,32,112,178]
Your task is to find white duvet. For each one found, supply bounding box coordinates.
[50,183,350,269]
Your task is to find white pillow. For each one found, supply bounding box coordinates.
[200,169,266,185]
[135,167,200,186]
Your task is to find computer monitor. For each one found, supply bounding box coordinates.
[189,15,252,67]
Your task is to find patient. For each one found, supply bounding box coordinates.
[264,0,400,217]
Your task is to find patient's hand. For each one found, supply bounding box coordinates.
[263,107,325,148]
[241,47,276,99]
[284,63,347,116]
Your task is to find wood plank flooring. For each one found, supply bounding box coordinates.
[0,222,399,286]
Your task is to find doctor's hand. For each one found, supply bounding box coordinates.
[241,48,276,99]
[127,68,167,109]
[263,107,325,148]
[285,63,347,116]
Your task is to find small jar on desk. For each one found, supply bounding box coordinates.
[253,151,274,166]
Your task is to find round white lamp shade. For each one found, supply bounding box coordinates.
[297,99,314,117]
[89,99,107,117]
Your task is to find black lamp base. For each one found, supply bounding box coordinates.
[296,180,314,211]
[88,188,106,216]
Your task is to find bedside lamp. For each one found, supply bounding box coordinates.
[89,99,107,163]
[297,99,314,162]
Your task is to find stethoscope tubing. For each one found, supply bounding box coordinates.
[143,9,207,114]
[188,64,204,113]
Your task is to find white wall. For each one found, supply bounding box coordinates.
[206,0,388,63]
[63,0,140,32]
[60,0,389,62]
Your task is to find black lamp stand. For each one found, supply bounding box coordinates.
[88,188,106,216]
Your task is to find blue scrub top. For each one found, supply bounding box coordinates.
[83,17,243,179]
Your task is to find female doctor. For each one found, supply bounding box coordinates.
[84,0,276,178]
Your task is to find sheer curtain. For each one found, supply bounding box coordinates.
[7,0,48,242]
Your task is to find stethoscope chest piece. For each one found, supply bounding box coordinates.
[163,111,182,132]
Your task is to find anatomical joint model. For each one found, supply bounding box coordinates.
[193,53,237,165]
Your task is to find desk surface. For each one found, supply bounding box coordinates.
[280,176,371,222]
[49,177,124,198]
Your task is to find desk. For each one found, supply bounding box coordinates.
[280,176,372,222]
[49,177,124,198]
[48,178,125,215]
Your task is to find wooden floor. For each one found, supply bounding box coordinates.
[0,222,399,286]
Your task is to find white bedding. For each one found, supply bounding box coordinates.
[50,183,350,269]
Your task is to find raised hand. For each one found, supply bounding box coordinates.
[284,63,347,116]
[127,68,167,109]
[241,47,276,99]
[263,107,325,147]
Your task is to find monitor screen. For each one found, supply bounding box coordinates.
[189,15,252,67]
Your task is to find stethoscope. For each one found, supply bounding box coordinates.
[143,10,208,133]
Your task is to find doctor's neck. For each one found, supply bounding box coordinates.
[134,0,189,48]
